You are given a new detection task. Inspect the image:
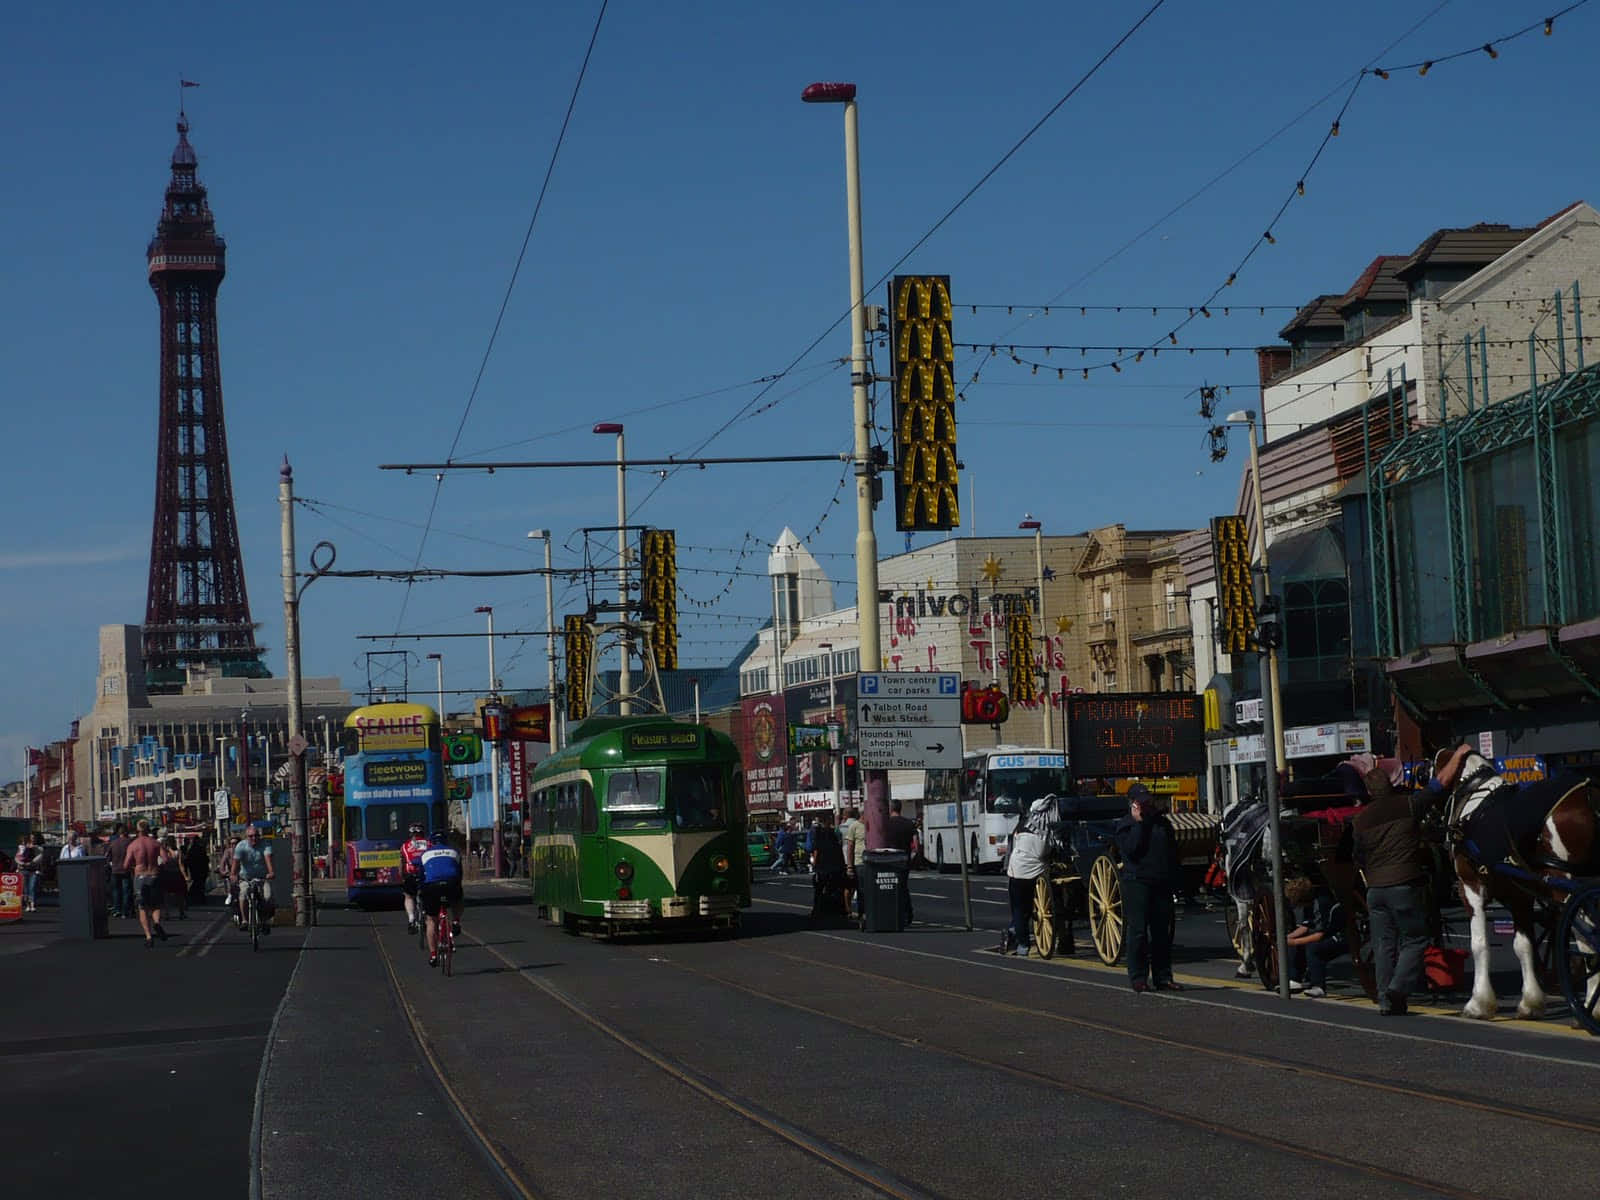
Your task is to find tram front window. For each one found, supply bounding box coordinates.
[986,768,1071,815]
[668,765,724,830]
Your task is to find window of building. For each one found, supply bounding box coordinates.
[1283,577,1351,683]
[1101,588,1112,619]
[1164,580,1177,624]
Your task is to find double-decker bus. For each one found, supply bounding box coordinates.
[531,715,749,935]
[342,702,445,907]
[923,747,1070,871]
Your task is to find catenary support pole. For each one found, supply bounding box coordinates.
[279,459,312,927]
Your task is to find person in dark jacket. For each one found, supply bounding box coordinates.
[808,812,848,919]
[1113,784,1182,993]
[1354,768,1431,1015]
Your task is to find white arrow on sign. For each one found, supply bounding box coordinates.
[855,695,960,728]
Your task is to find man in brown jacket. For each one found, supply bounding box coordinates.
[1354,769,1431,1014]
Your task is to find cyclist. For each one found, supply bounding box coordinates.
[419,829,464,968]
[399,822,430,934]
[232,824,274,934]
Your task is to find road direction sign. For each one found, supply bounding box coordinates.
[287,734,309,756]
[856,695,960,728]
[856,671,961,699]
[213,788,230,822]
[857,726,962,770]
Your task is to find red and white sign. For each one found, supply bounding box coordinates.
[507,741,528,808]
[0,873,22,923]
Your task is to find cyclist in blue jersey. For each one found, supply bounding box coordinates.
[419,830,464,968]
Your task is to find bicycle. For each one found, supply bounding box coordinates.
[429,902,456,977]
[242,879,265,952]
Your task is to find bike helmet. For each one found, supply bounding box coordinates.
[431,829,452,843]
[408,823,425,836]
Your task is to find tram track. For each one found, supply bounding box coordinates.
[643,941,1505,1200]
[368,916,547,1200]
[735,940,1600,1138]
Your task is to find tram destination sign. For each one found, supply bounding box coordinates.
[1066,693,1204,778]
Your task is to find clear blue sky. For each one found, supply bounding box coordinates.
[3,0,1593,775]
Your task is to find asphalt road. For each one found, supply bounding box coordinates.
[10,876,1600,1200]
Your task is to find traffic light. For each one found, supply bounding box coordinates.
[1255,593,1283,650]
[961,684,1010,725]
[843,754,860,790]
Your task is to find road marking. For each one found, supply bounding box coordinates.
[248,931,306,1200]
[195,913,233,957]
[803,934,1600,1069]
[176,912,229,958]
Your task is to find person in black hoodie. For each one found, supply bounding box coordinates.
[1113,783,1182,993]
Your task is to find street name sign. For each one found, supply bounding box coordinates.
[856,696,961,727]
[857,727,962,770]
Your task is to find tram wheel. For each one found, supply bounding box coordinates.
[1032,875,1057,959]
[1088,854,1124,965]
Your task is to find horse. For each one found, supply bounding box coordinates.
[1432,747,1599,1021]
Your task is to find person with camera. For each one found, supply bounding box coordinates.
[1113,783,1183,993]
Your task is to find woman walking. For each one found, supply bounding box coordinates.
[160,836,190,920]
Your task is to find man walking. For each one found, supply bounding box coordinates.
[1113,784,1182,993]
[1355,768,1432,1015]
[125,819,167,948]
[106,823,132,919]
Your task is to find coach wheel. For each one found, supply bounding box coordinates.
[1556,883,1600,1036]
[1032,875,1058,960]
[936,838,954,874]
[1088,854,1124,965]
[1345,888,1378,1001]
[1250,893,1279,990]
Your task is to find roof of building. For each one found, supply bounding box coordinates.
[1277,295,1345,339]
[1392,222,1537,281]
[1337,255,1408,310]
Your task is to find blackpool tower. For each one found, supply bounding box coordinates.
[143,112,267,692]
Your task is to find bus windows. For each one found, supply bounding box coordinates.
[986,767,1069,814]
[365,803,429,839]
[668,766,723,830]
[344,807,363,841]
[607,769,662,812]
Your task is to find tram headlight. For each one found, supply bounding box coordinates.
[614,860,634,882]
[711,855,730,874]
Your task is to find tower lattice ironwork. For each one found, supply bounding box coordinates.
[143,112,266,692]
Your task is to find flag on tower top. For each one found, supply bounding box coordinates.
[181,79,200,87]
[26,747,43,767]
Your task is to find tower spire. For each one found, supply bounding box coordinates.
[143,114,267,692]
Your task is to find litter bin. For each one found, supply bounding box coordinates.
[860,849,909,932]
[58,856,109,940]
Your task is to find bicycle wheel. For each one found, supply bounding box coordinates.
[441,929,454,977]
[418,908,428,953]
[250,891,260,952]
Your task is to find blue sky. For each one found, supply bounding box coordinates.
[3,0,1594,775]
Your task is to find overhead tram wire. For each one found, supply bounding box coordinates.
[393,0,609,636]
[626,0,1169,522]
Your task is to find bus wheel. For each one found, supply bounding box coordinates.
[937,838,954,874]
[971,835,980,871]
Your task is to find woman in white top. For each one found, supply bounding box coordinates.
[1004,799,1052,955]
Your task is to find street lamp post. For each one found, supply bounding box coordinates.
[527,530,561,750]
[818,642,841,815]
[426,652,445,723]
[1018,517,1052,749]
[593,423,630,715]
[475,606,503,876]
[239,709,251,823]
[804,79,886,848]
[1226,408,1290,1002]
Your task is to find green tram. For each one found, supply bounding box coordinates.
[530,715,750,935]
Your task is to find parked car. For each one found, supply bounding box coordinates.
[747,830,775,868]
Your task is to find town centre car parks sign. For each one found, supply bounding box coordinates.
[855,672,962,769]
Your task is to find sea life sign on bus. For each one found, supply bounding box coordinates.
[351,704,431,753]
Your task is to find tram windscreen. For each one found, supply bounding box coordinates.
[668,765,725,830]
[607,769,663,811]
[985,767,1072,815]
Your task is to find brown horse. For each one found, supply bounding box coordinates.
[1432,746,1599,1020]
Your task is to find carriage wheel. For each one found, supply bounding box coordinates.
[1533,902,1565,992]
[1088,855,1124,965]
[1344,888,1378,1001]
[1224,901,1250,963]
[1250,893,1279,990]
[1556,883,1600,1036]
[1032,875,1057,960]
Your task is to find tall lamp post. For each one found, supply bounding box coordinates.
[1018,516,1052,749]
[818,642,842,815]
[592,423,630,715]
[1226,408,1290,1001]
[527,530,561,750]
[475,606,503,876]
[426,652,446,723]
[803,79,886,847]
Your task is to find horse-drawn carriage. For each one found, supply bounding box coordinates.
[1026,793,1221,965]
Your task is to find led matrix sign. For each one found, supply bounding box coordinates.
[564,614,593,723]
[641,528,679,670]
[1066,693,1205,778]
[1212,515,1255,655]
[888,275,959,531]
[1005,611,1037,703]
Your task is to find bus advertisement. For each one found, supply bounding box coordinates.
[342,702,445,906]
[923,747,1069,871]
